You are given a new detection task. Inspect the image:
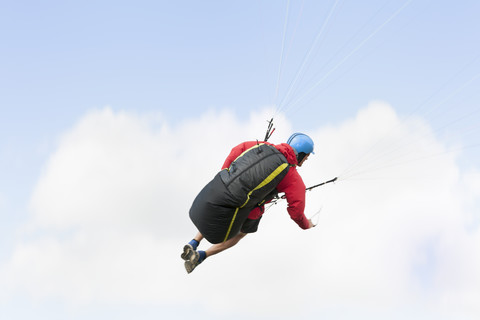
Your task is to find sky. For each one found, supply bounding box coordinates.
[0,1,479,319]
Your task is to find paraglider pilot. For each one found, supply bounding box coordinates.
[181,133,316,273]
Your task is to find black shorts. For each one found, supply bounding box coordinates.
[241,217,262,234]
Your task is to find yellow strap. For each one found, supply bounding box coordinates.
[223,207,240,242]
[248,163,289,194]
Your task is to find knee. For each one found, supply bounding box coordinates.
[237,232,247,240]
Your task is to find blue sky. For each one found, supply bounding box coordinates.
[1,1,480,319]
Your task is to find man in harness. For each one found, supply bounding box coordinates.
[181,133,316,273]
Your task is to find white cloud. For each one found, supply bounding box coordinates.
[1,103,479,319]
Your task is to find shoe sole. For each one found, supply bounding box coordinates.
[181,244,194,261]
[184,260,196,274]
[184,250,201,274]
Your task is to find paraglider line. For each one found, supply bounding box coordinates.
[286,0,413,112]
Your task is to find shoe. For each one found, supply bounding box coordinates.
[181,244,195,261]
[184,251,201,274]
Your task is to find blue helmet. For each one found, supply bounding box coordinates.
[287,133,315,155]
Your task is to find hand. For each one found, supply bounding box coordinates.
[308,219,316,229]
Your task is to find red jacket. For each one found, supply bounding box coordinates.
[222,141,310,229]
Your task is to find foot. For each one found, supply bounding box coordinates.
[184,251,201,274]
[181,244,195,261]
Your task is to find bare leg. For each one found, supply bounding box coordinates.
[205,232,247,258]
[194,232,203,243]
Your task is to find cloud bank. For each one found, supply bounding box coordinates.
[1,103,479,319]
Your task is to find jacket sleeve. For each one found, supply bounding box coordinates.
[276,167,310,229]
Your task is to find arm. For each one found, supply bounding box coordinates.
[276,168,311,229]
